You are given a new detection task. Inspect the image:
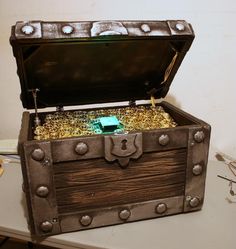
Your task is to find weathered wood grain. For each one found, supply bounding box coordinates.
[56,171,185,213]
[54,149,187,188]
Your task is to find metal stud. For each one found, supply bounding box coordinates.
[119,209,131,220]
[75,142,88,155]
[189,197,200,208]
[40,221,53,233]
[186,195,191,201]
[36,186,49,198]
[80,215,92,226]
[194,131,205,143]
[21,25,34,35]
[62,25,74,34]
[141,23,151,33]
[158,134,170,146]
[192,164,203,176]
[52,218,58,223]
[156,203,167,214]
[42,158,51,167]
[175,23,185,31]
[31,148,45,161]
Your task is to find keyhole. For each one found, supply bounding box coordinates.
[121,139,127,150]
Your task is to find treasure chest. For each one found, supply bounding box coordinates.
[10,20,211,236]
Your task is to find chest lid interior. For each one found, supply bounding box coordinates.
[10,20,194,109]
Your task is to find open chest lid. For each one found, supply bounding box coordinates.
[10,20,194,109]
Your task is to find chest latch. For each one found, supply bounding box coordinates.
[104,133,143,168]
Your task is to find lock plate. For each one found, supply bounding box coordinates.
[104,133,143,168]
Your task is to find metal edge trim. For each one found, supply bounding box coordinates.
[23,141,61,235]
[13,20,194,40]
[59,195,184,234]
[183,126,211,212]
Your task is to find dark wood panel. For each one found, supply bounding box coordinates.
[56,171,185,213]
[54,149,187,188]
[160,101,204,126]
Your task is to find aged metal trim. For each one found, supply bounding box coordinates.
[17,111,37,233]
[14,20,194,40]
[167,20,193,36]
[183,125,211,212]
[50,126,189,163]
[23,141,61,235]
[51,135,104,163]
[59,196,184,234]
[143,126,189,152]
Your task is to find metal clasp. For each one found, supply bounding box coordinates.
[104,133,143,168]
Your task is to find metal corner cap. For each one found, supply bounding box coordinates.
[167,20,193,36]
[15,21,42,39]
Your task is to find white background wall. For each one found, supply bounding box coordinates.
[0,0,235,159]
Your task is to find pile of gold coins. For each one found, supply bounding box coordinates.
[34,105,177,140]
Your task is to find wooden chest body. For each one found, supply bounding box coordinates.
[11,20,211,236]
[19,101,210,236]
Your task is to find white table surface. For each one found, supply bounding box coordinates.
[0,160,235,249]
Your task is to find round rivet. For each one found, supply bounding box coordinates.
[186,195,191,201]
[62,25,74,34]
[192,164,203,176]
[42,158,51,167]
[31,148,45,161]
[156,203,167,214]
[158,134,170,146]
[75,142,88,155]
[189,197,200,208]
[119,209,131,220]
[175,23,185,31]
[52,218,58,223]
[21,25,34,35]
[194,131,205,143]
[80,215,92,226]
[36,186,49,198]
[141,23,151,33]
[40,221,53,233]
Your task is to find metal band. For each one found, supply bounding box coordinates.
[50,127,188,163]
[23,141,61,235]
[60,196,184,234]
[14,20,193,40]
[183,125,211,211]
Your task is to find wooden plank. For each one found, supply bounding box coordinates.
[160,101,208,126]
[56,171,185,213]
[54,149,187,188]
